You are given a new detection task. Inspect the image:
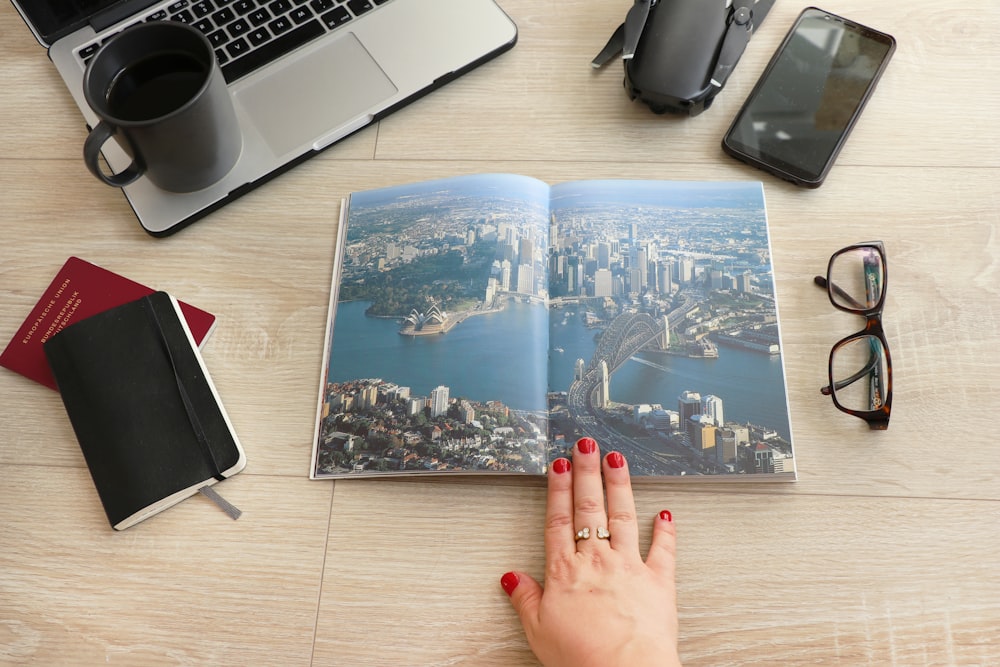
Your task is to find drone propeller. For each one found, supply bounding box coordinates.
[590,0,656,68]
[622,0,654,60]
[591,23,625,68]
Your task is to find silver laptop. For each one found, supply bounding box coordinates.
[12,0,517,236]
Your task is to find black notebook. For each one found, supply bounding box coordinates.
[44,291,246,530]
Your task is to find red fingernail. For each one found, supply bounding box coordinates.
[577,437,597,454]
[659,510,673,522]
[607,452,625,469]
[552,458,571,474]
[500,572,520,596]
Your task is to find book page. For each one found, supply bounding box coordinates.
[545,180,795,478]
[313,174,553,478]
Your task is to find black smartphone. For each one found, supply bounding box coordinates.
[722,7,896,188]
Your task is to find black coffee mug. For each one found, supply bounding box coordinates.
[83,22,242,193]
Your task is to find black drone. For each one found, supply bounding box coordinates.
[592,0,775,116]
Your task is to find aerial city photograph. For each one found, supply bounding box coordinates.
[312,174,795,480]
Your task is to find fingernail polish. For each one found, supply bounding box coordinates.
[607,452,625,469]
[552,458,571,474]
[500,572,520,596]
[659,510,673,522]
[576,437,597,454]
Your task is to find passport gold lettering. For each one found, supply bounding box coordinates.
[40,291,82,345]
[20,279,70,344]
[21,299,56,344]
[57,296,84,333]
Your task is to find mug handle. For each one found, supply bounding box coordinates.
[83,121,145,187]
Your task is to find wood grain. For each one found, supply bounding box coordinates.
[2,0,999,664]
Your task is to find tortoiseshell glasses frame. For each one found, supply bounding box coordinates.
[813,241,892,430]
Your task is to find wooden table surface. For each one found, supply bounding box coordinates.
[2,1,999,665]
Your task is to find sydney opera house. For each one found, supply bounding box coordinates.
[399,305,448,335]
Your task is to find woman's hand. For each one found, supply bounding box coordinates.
[501,437,681,667]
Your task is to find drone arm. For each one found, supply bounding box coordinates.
[708,4,752,88]
[710,0,775,88]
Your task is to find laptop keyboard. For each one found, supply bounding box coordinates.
[77,0,393,83]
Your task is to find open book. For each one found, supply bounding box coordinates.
[311,175,795,481]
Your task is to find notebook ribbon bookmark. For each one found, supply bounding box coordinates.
[199,485,243,521]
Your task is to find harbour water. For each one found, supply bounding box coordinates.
[328,299,549,414]
[328,299,792,441]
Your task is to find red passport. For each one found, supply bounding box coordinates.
[1,257,217,391]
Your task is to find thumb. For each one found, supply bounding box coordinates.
[500,571,543,629]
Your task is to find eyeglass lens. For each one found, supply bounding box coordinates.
[831,335,889,413]
[828,245,885,312]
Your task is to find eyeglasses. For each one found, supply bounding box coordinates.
[813,241,892,430]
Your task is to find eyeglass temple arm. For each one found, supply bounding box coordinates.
[813,276,868,310]
[820,338,885,397]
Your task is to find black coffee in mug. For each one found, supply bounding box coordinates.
[106,52,209,122]
[82,22,242,193]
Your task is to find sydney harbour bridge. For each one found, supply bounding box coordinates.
[565,300,701,475]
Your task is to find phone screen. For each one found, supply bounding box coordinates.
[722,8,895,187]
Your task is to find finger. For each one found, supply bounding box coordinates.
[602,451,640,558]
[644,509,678,579]
[543,457,575,563]
[500,571,543,634]
[571,437,607,548]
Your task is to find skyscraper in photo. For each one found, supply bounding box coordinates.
[594,268,613,297]
[702,394,724,427]
[430,385,450,417]
[597,241,611,269]
[678,391,701,425]
[657,260,674,294]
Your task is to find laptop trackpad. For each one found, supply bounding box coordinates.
[234,33,398,157]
